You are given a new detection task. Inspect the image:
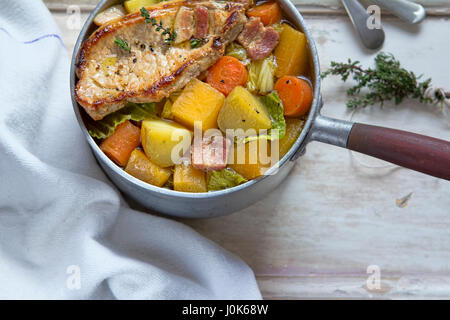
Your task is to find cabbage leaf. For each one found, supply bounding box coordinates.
[225,42,249,65]
[86,102,157,139]
[207,169,248,191]
[245,91,286,142]
[246,55,277,94]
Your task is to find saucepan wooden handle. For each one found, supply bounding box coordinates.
[308,115,450,180]
[347,123,450,180]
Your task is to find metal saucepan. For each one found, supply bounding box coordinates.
[70,0,450,218]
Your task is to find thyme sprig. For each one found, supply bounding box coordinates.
[190,37,206,48]
[322,52,446,109]
[140,7,177,45]
[114,38,131,52]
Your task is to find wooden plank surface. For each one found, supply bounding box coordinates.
[49,2,450,299]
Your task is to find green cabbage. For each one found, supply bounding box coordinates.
[86,102,157,139]
[207,169,248,191]
[246,55,277,94]
[162,170,174,190]
[161,90,182,120]
[245,91,286,142]
[225,42,249,64]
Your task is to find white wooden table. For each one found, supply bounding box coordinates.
[48,0,450,299]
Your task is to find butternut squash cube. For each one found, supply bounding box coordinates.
[274,24,308,77]
[125,149,172,187]
[141,119,192,167]
[174,163,207,193]
[279,118,305,158]
[217,86,272,134]
[171,79,225,131]
[229,140,272,180]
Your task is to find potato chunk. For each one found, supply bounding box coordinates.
[274,24,308,77]
[174,163,207,193]
[124,0,160,13]
[217,86,272,134]
[141,119,192,167]
[171,79,225,131]
[94,5,126,26]
[125,149,172,187]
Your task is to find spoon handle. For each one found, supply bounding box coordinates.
[371,0,426,24]
[341,0,385,50]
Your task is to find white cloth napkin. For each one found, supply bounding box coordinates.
[0,0,261,300]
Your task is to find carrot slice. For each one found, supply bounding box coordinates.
[247,2,282,26]
[100,120,141,166]
[206,56,248,96]
[274,76,313,117]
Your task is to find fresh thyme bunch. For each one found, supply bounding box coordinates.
[322,52,448,109]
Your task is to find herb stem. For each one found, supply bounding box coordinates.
[140,7,177,44]
[190,38,206,48]
[114,38,131,52]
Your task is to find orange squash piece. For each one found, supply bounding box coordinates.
[125,149,172,187]
[274,24,308,78]
[229,141,272,180]
[279,118,305,158]
[171,79,225,131]
[174,163,207,193]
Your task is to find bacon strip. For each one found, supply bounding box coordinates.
[194,6,210,39]
[237,17,279,60]
[192,136,231,171]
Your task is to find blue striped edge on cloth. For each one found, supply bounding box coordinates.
[0,27,65,47]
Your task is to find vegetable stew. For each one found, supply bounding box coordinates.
[77,0,313,193]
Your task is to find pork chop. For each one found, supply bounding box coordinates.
[75,0,250,120]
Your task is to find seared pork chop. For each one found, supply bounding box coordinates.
[75,0,250,120]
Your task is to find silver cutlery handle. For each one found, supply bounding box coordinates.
[371,0,426,24]
[341,0,385,50]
